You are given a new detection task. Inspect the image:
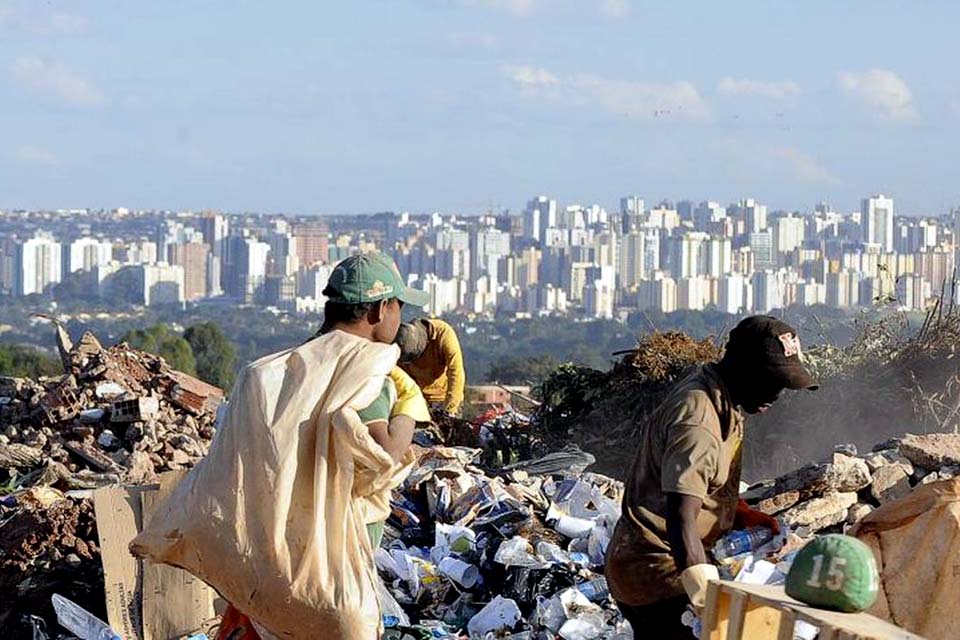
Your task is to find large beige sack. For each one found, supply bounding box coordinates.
[130,331,414,640]
[851,477,960,640]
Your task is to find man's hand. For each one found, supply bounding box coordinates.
[680,563,719,610]
[734,498,780,533]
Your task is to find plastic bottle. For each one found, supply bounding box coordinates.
[712,526,774,561]
[681,608,702,638]
[575,577,609,602]
[51,594,122,640]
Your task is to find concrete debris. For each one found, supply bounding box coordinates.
[870,464,912,504]
[899,433,960,470]
[781,491,858,530]
[846,502,874,524]
[0,329,223,494]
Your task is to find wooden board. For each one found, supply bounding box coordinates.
[704,581,927,640]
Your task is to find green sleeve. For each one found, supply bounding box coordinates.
[357,382,391,424]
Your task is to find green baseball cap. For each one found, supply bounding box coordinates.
[323,251,429,307]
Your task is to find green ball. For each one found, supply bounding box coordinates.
[785,534,880,612]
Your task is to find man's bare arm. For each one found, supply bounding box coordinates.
[665,492,707,570]
[366,415,416,462]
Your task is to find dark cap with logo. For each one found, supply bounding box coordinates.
[725,315,818,391]
[323,251,429,307]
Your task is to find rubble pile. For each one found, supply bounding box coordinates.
[0,326,224,492]
[743,433,960,537]
[0,326,224,636]
[0,487,101,631]
[377,444,631,639]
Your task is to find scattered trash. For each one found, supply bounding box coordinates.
[51,593,121,640]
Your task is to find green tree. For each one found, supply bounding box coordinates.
[120,324,197,374]
[0,344,62,378]
[184,322,237,389]
[486,354,559,386]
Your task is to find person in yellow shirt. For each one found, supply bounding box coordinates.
[395,317,466,415]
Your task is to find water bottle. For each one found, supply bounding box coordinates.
[712,526,774,561]
[51,594,122,640]
[681,608,702,638]
[576,577,609,602]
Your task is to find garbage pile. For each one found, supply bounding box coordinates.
[0,326,224,634]
[0,325,224,492]
[375,444,632,639]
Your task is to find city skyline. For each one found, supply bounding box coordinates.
[2,2,959,214]
[2,192,957,322]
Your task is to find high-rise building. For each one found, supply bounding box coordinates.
[140,263,185,306]
[861,195,895,252]
[704,237,732,277]
[718,274,751,314]
[668,232,708,279]
[751,270,784,313]
[677,276,710,311]
[169,241,210,301]
[693,201,726,231]
[13,233,61,296]
[748,231,774,270]
[826,269,861,308]
[63,236,112,278]
[620,196,644,233]
[729,198,767,234]
[618,232,646,288]
[638,271,677,313]
[292,221,329,268]
[523,196,557,243]
[771,214,806,259]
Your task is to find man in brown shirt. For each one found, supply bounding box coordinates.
[605,316,818,638]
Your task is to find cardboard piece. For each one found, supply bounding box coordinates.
[93,472,217,640]
[94,482,147,640]
[141,472,216,640]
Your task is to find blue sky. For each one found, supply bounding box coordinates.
[1,1,958,216]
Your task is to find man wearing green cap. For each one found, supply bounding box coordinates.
[605,315,818,638]
[316,251,433,538]
[215,251,432,640]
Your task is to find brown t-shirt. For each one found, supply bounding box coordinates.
[604,364,743,606]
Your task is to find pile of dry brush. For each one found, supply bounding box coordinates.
[534,305,960,481]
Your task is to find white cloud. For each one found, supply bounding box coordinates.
[503,64,558,87]
[10,57,105,107]
[771,146,838,184]
[600,0,631,19]
[504,64,709,120]
[15,145,57,165]
[717,77,800,100]
[838,69,916,121]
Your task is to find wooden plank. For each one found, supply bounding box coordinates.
[93,484,146,640]
[776,609,797,640]
[742,597,784,640]
[709,589,733,640]
[713,581,925,639]
[140,471,216,640]
[702,581,723,636]
[726,591,748,639]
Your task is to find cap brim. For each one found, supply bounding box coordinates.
[774,363,819,391]
[398,287,429,308]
